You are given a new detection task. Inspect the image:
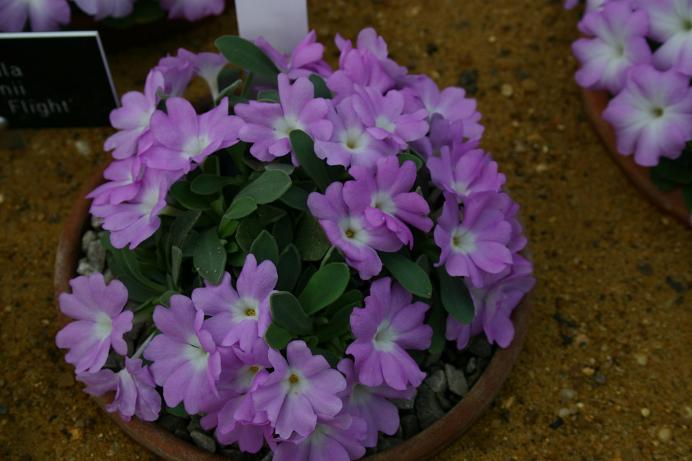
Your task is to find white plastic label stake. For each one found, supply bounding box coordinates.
[235,0,308,54]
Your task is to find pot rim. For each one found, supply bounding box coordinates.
[53,165,533,461]
[581,88,691,227]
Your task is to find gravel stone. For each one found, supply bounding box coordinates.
[444,364,469,397]
[81,230,97,252]
[392,397,415,410]
[415,384,445,429]
[86,240,106,272]
[559,388,577,402]
[468,336,492,358]
[425,369,447,393]
[76,258,95,276]
[0,403,7,415]
[465,357,478,374]
[190,430,216,453]
[400,414,419,439]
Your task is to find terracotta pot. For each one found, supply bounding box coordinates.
[54,166,533,461]
[581,89,691,227]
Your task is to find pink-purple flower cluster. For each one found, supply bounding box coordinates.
[0,0,225,32]
[568,0,692,166]
[56,28,533,461]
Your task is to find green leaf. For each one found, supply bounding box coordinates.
[265,323,292,350]
[236,169,292,205]
[171,246,183,287]
[276,244,301,292]
[257,205,286,225]
[236,215,265,252]
[257,89,279,102]
[299,263,350,315]
[193,228,227,284]
[295,215,331,261]
[270,292,312,335]
[380,252,433,298]
[169,210,201,249]
[202,155,220,175]
[169,181,210,210]
[190,174,241,195]
[683,184,692,213]
[309,74,332,99]
[428,296,447,355]
[216,79,243,105]
[290,130,330,190]
[651,149,692,184]
[272,215,294,251]
[437,268,475,324]
[399,152,424,170]
[279,185,310,211]
[249,230,279,264]
[220,197,258,237]
[315,303,355,342]
[265,163,295,175]
[215,35,279,78]
[165,404,189,418]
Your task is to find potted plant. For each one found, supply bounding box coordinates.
[565,0,692,226]
[54,28,534,461]
[0,0,228,50]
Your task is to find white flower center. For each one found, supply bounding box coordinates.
[375,115,396,133]
[452,181,470,196]
[340,127,368,152]
[451,227,476,254]
[185,335,210,371]
[371,191,396,214]
[284,369,309,395]
[139,186,161,215]
[273,115,303,138]
[232,298,259,322]
[183,135,210,159]
[373,321,398,351]
[340,217,369,246]
[93,312,113,340]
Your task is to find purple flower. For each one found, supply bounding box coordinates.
[273,413,367,461]
[346,277,432,391]
[639,0,692,75]
[0,0,70,32]
[427,143,506,201]
[78,357,161,422]
[144,97,242,173]
[602,64,692,166]
[104,70,165,160]
[410,114,465,159]
[56,273,133,374]
[201,341,272,453]
[192,254,278,352]
[235,74,332,161]
[87,157,143,206]
[252,341,346,440]
[91,169,177,249]
[314,96,397,169]
[351,86,429,150]
[434,192,514,288]
[144,295,222,414]
[337,358,414,447]
[257,30,332,79]
[159,0,224,21]
[73,0,134,20]
[177,49,228,99]
[572,1,652,93]
[155,50,196,97]
[343,157,433,247]
[307,182,402,280]
[403,75,484,140]
[446,255,534,349]
[564,0,579,8]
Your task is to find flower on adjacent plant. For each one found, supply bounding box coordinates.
[236,74,333,162]
[252,340,346,440]
[639,0,692,75]
[78,357,161,421]
[307,182,402,280]
[403,75,484,140]
[155,49,197,98]
[144,294,222,414]
[273,413,367,461]
[343,157,433,247]
[257,30,332,79]
[427,142,506,201]
[351,86,429,150]
[104,70,165,160]
[91,168,176,249]
[177,49,229,99]
[434,192,514,288]
[56,273,133,374]
[0,0,70,32]
[337,358,415,447]
[160,0,225,21]
[602,64,692,166]
[201,340,272,453]
[446,255,535,349]
[144,97,242,173]
[572,1,652,93]
[73,0,134,20]
[192,254,278,352]
[346,277,432,391]
[314,96,397,169]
